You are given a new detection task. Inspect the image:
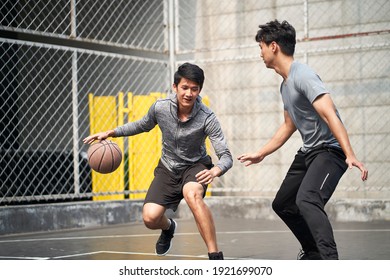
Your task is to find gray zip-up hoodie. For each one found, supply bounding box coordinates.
[114,95,233,174]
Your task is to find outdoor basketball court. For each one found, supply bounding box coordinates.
[0,217,389,260]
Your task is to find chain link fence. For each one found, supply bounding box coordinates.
[1,0,389,205]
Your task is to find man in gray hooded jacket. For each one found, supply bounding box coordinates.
[84,63,232,260]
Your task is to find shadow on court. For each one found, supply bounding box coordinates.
[0,218,389,260]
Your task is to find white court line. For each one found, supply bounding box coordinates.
[0,233,160,243]
[51,250,208,260]
[0,229,389,244]
[0,256,49,260]
[50,250,251,260]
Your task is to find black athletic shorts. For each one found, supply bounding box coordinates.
[144,157,213,211]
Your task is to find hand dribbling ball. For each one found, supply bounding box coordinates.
[87,140,122,174]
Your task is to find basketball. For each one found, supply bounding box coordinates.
[87,140,122,174]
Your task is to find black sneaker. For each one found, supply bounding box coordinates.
[297,249,322,260]
[208,251,224,260]
[155,218,177,256]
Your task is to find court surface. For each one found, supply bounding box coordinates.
[0,217,389,260]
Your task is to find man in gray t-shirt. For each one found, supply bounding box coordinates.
[281,61,341,152]
[238,20,368,260]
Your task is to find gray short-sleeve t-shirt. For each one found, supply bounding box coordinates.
[281,61,341,152]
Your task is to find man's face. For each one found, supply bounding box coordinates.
[173,77,201,111]
[259,41,275,69]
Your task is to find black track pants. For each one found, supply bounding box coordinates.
[272,145,347,260]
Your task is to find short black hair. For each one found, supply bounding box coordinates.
[174,63,205,90]
[255,20,296,56]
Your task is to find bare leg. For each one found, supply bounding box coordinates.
[183,182,218,253]
[143,202,177,256]
[143,202,169,230]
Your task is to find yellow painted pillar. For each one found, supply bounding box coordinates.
[88,93,124,201]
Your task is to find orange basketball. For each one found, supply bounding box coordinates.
[87,140,122,174]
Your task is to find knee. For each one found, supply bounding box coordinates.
[142,214,155,229]
[272,196,301,218]
[296,191,323,212]
[142,210,161,229]
[183,184,204,207]
[272,197,284,214]
[295,195,305,211]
